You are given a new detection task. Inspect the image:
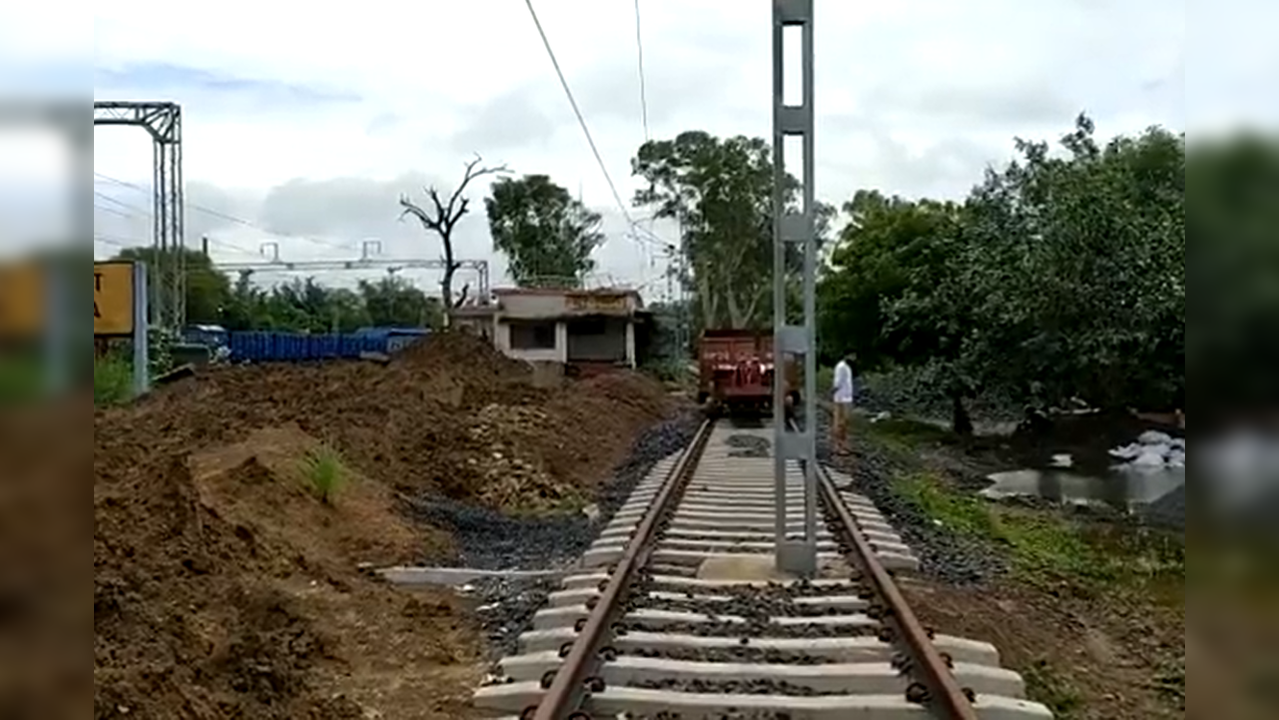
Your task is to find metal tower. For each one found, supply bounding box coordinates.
[94,101,185,331]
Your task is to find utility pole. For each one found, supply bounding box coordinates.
[772,0,818,577]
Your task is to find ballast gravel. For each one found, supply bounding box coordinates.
[814,406,1007,586]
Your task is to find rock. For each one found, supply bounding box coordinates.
[1139,430,1174,446]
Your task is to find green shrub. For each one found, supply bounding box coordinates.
[300,444,347,504]
[94,356,134,407]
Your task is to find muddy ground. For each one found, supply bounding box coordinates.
[823,411,1186,720]
[92,333,690,720]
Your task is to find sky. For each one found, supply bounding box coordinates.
[0,0,1262,301]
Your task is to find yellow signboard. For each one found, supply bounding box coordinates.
[94,262,135,336]
[0,261,44,337]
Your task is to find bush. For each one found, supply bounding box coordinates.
[94,356,134,407]
[300,444,347,504]
[642,358,693,385]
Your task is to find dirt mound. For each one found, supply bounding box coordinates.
[94,333,685,717]
[98,333,678,516]
[94,427,480,719]
[396,331,530,380]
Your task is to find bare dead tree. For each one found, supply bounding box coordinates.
[399,154,509,315]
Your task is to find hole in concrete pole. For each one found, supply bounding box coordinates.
[783,134,806,214]
[782,25,804,107]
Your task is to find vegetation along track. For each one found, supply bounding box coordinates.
[474,419,1054,719]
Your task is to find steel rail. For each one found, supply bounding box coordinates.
[813,459,980,719]
[529,418,715,720]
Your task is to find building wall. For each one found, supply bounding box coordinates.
[567,318,628,362]
[498,291,640,319]
[496,318,566,363]
[499,294,568,319]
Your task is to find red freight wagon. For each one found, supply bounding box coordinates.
[696,329,800,415]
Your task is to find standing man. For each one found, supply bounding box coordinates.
[832,352,856,455]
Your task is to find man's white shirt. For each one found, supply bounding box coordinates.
[833,361,854,404]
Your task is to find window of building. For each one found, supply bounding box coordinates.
[509,321,557,350]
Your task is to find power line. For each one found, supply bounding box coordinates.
[522,0,668,253]
[633,0,650,142]
[94,190,149,217]
[93,171,350,253]
[94,203,133,220]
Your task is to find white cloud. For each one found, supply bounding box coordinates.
[13,1,1223,293]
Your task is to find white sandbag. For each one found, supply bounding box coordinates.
[1109,443,1144,460]
[1133,450,1168,467]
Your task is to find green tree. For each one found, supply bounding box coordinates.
[358,276,442,328]
[632,131,821,330]
[887,115,1185,424]
[485,174,604,288]
[112,247,232,325]
[817,190,962,368]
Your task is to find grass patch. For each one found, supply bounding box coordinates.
[300,443,348,505]
[897,471,997,537]
[863,416,955,455]
[896,472,1183,590]
[94,355,135,407]
[1022,659,1085,717]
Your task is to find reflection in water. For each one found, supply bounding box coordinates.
[982,467,1186,511]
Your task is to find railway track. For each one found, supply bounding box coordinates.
[474,419,1054,719]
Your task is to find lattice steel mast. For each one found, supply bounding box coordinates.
[93,101,185,331]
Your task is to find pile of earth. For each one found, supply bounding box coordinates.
[93,332,684,718]
[94,424,482,720]
[99,332,679,518]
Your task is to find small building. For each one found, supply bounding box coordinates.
[451,287,650,376]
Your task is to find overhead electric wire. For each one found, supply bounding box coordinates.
[94,203,132,220]
[94,190,150,217]
[93,171,349,253]
[633,0,650,142]
[522,0,670,253]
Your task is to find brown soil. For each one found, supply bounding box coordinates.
[902,577,1183,719]
[92,333,684,719]
[98,332,678,516]
[94,427,482,720]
